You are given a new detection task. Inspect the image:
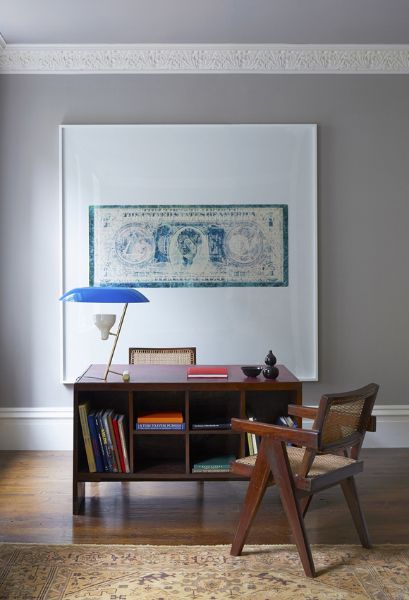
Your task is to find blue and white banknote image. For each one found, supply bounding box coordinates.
[89,204,288,287]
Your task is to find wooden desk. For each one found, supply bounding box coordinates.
[73,364,302,514]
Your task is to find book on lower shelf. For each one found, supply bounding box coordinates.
[102,410,116,471]
[78,402,96,473]
[192,454,236,473]
[111,413,126,472]
[135,422,186,430]
[191,418,231,430]
[102,409,119,472]
[87,411,104,473]
[275,415,297,446]
[247,431,254,455]
[247,413,258,455]
[117,414,130,473]
[275,415,297,428]
[187,366,228,378]
[136,411,185,430]
[83,409,130,473]
[137,411,184,424]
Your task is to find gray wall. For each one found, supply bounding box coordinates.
[0,74,408,408]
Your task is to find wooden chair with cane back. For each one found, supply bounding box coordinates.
[229,383,379,578]
[129,347,196,365]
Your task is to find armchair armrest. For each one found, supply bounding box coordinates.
[231,418,319,449]
[288,405,318,420]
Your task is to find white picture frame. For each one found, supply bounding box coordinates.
[60,124,317,383]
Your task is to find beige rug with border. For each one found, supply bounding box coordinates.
[0,543,408,599]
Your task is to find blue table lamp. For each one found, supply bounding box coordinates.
[60,286,149,380]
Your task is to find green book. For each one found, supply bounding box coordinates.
[192,454,236,470]
[192,467,231,473]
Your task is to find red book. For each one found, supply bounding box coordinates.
[112,415,126,473]
[187,366,228,378]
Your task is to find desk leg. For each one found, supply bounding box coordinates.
[73,481,85,515]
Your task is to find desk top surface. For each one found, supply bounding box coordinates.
[75,364,300,388]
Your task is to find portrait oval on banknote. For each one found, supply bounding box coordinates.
[169,226,208,268]
[114,224,155,266]
[225,223,264,265]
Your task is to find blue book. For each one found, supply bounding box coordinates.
[135,423,186,430]
[87,412,104,473]
[102,409,118,472]
[95,410,110,472]
[275,415,297,446]
[275,415,297,428]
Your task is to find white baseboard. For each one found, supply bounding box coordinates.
[0,405,407,451]
[0,408,73,451]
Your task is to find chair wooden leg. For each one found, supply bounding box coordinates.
[299,494,313,518]
[266,440,316,578]
[230,442,271,557]
[341,476,371,548]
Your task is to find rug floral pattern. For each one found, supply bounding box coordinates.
[0,544,408,599]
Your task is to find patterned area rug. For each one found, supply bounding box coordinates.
[0,543,408,599]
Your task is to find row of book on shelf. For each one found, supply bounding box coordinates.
[247,414,297,455]
[192,412,296,471]
[79,406,297,473]
[79,403,130,473]
[135,411,232,431]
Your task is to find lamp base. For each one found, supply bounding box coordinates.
[105,369,130,382]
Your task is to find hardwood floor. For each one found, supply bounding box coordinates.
[0,449,407,545]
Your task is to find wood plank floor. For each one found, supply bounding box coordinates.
[0,449,407,545]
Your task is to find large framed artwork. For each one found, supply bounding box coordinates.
[60,124,317,383]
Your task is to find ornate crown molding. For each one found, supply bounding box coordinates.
[0,44,409,74]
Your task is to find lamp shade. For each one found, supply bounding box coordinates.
[59,286,149,303]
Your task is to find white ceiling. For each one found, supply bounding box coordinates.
[0,0,409,45]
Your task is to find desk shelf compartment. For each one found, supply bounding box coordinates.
[133,433,186,476]
[245,390,295,425]
[190,433,241,474]
[189,391,240,432]
[75,390,130,476]
[133,390,186,429]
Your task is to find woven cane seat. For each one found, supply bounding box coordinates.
[234,447,355,478]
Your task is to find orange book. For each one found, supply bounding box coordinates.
[137,411,183,424]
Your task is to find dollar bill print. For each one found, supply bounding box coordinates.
[89,204,288,287]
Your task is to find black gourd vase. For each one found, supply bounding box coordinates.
[264,350,277,366]
[263,350,279,379]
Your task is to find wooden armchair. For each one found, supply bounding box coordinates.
[129,347,196,365]
[230,383,379,578]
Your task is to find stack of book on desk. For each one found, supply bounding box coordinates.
[192,454,236,473]
[187,366,228,378]
[135,411,186,430]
